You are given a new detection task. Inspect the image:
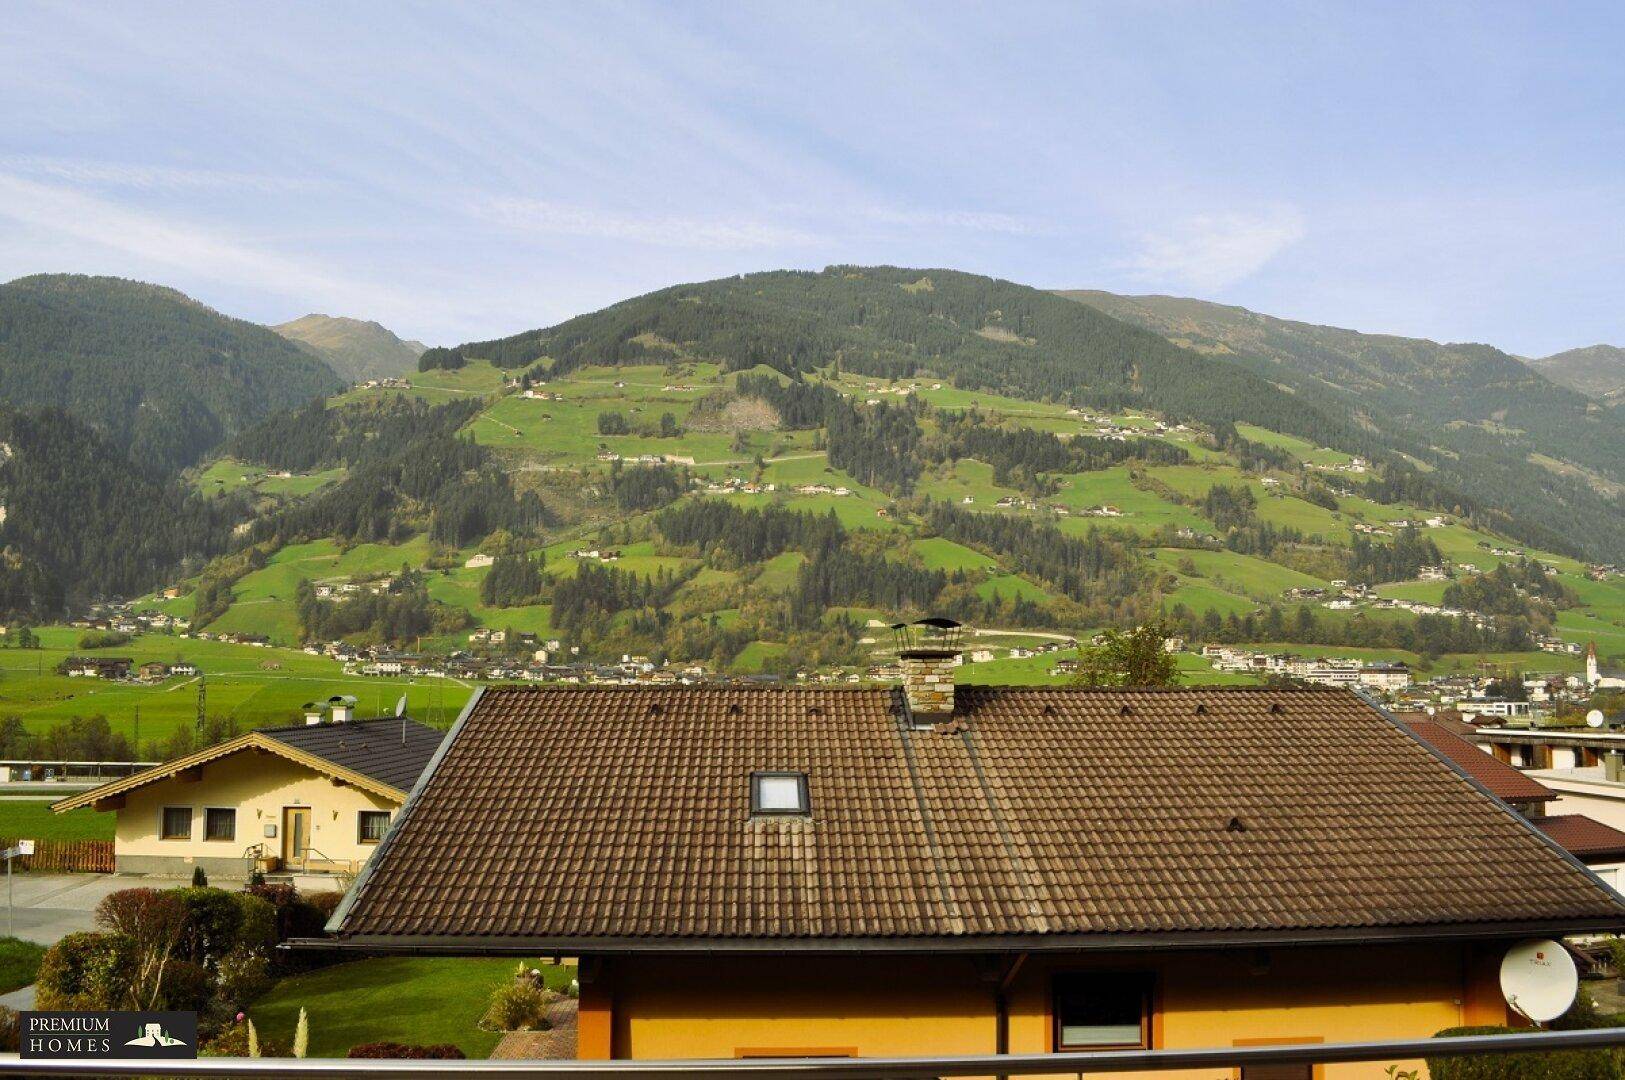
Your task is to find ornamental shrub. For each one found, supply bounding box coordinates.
[35,932,136,1010]
[202,1019,287,1058]
[215,946,272,1006]
[1427,1026,1617,1080]
[155,959,212,1012]
[173,887,243,965]
[481,980,552,1032]
[232,893,278,952]
[347,1043,467,1059]
[302,889,345,923]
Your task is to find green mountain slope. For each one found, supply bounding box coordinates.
[1059,289,1625,561]
[1530,344,1625,407]
[0,275,344,474]
[170,349,1624,683]
[0,406,241,615]
[272,313,426,383]
[428,266,1383,453]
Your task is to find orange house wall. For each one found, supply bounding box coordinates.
[581,942,1509,1078]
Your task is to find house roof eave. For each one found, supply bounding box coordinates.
[51,731,406,813]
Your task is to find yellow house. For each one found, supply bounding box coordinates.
[54,711,444,884]
[320,655,1625,1076]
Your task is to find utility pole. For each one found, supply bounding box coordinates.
[133,704,140,760]
[195,673,206,735]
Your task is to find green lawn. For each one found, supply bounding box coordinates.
[0,937,45,994]
[0,631,475,746]
[1148,548,1329,600]
[333,360,509,407]
[913,537,998,573]
[730,640,787,673]
[1233,423,1353,467]
[249,957,574,1059]
[0,799,114,841]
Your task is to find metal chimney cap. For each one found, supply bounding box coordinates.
[892,617,966,657]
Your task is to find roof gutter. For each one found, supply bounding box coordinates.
[294,915,1625,955]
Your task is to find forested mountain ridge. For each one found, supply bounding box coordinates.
[272,313,426,382]
[426,266,1382,454]
[0,406,242,616]
[1059,288,1625,561]
[0,274,344,474]
[421,266,1615,561]
[1531,344,1625,407]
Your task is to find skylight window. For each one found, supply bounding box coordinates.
[751,771,810,816]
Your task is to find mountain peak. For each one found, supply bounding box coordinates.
[271,313,426,382]
[1530,344,1625,405]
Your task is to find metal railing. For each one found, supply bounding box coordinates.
[4,1027,1625,1077]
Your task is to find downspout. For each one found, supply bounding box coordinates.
[994,952,1028,1078]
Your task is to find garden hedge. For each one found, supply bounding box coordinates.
[347,1042,467,1059]
[1428,1026,1618,1080]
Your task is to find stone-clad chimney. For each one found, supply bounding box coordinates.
[893,617,965,721]
[900,649,958,717]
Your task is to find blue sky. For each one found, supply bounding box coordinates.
[2,2,1621,355]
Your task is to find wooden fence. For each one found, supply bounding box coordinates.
[0,837,114,873]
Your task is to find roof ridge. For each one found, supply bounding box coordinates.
[257,714,431,735]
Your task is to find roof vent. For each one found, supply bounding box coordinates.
[1226,816,1248,833]
[648,702,664,717]
[1268,702,1284,715]
[727,703,742,716]
[1042,703,1057,717]
[1119,704,1133,716]
[1194,703,1208,715]
[807,705,823,717]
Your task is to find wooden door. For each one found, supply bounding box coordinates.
[282,807,311,866]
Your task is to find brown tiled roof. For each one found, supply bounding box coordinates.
[1535,815,1625,860]
[1403,718,1556,805]
[330,686,1625,948]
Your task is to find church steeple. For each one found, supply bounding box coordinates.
[1587,641,1601,687]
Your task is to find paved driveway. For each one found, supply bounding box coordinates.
[0,873,155,946]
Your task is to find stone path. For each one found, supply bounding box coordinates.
[490,999,578,1060]
[0,984,34,1011]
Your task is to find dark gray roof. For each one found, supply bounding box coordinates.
[260,716,444,795]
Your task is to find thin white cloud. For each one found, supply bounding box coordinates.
[1129,207,1306,291]
[0,155,323,194]
[472,197,820,250]
[0,172,397,314]
[860,206,1047,236]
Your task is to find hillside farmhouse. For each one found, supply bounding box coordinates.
[319,630,1625,1072]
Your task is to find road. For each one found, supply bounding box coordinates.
[0,872,153,945]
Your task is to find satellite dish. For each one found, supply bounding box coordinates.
[1588,709,1608,729]
[395,695,408,717]
[1500,938,1578,1023]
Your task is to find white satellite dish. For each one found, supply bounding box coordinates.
[1588,709,1608,729]
[1500,938,1578,1023]
[395,695,408,717]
